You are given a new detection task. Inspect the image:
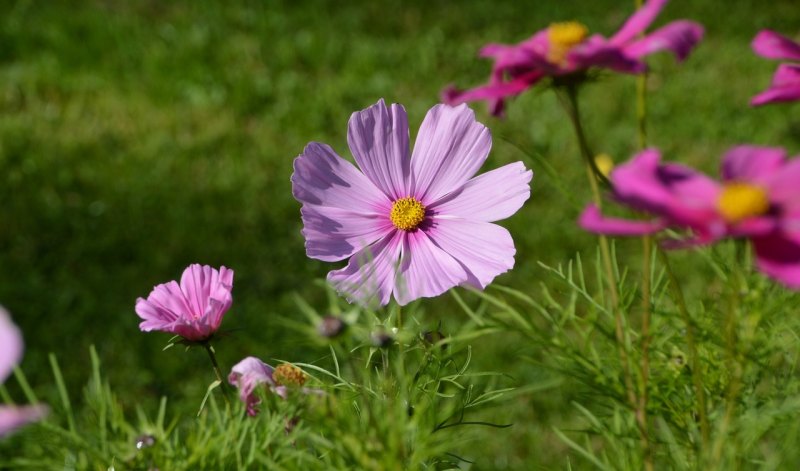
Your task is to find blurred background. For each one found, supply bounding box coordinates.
[1,0,799,467]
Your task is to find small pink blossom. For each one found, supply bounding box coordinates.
[228,357,321,417]
[0,307,47,438]
[291,99,532,306]
[751,30,800,106]
[579,146,800,287]
[135,264,234,342]
[443,0,703,116]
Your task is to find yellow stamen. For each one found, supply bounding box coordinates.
[547,21,589,65]
[390,197,426,231]
[717,183,770,223]
[273,363,307,387]
[594,153,614,177]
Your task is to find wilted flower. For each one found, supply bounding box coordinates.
[751,30,800,106]
[228,357,320,417]
[0,307,47,438]
[443,0,703,115]
[292,99,532,306]
[579,146,800,287]
[135,264,234,342]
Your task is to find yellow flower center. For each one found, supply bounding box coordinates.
[273,364,307,387]
[390,197,426,231]
[717,183,770,223]
[547,21,589,65]
[594,153,614,178]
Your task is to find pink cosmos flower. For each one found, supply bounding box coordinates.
[0,307,47,438]
[135,264,234,342]
[751,30,800,106]
[291,99,532,306]
[442,0,704,115]
[579,146,800,287]
[228,357,320,416]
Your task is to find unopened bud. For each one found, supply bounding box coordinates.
[318,315,346,338]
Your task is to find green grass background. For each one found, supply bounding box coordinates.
[1,0,800,467]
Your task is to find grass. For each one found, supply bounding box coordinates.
[2,0,800,468]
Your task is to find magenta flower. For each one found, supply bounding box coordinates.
[135,264,234,342]
[579,146,800,287]
[751,30,800,106]
[442,0,703,115]
[291,99,532,306]
[0,307,47,438]
[228,357,320,416]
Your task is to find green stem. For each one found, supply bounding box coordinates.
[203,343,230,408]
[658,248,709,447]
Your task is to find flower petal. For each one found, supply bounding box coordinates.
[752,30,800,61]
[442,71,544,117]
[228,357,276,417]
[180,264,234,324]
[347,99,411,199]
[753,232,800,288]
[411,104,492,204]
[327,231,403,306]
[751,83,800,106]
[394,229,467,305]
[609,0,669,45]
[425,218,515,289]
[0,307,22,384]
[570,36,645,73]
[720,145,787,183]
[623,21,704,61]
[764,159,800,208]
[0,405,47,438]
[300,205,393,262]
[579,204,667,236]
[429,162,532,222]
[292,142,390,212]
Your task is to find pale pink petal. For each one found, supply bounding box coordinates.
[292,142,390,213]
[300,205,393,262]
[609,0,669,45]
[327,231,403,306]
[180,265,233,324]
[721,145,787,183]
[623,21,704,61]
[394,230,467,305]
[0,307,22,383]
[752,30,800,61]
[579,205,667,236]
[347,99,411,199]
[411,104,492,204]
[426,218,516,289]
[753,232,800,288]
[429,162,532,222]
[228,356,276,417]
[0,405,47,437]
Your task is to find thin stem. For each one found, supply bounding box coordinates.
[557,85,637,412]
[203,343,231,408]
[658,248,709,447]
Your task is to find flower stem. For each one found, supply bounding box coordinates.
[658,248,709,447]
[557,85,637,412]
[203,343,230,408]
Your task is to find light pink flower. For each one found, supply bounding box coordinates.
[135,264,234,342]
[443,0,703,115]
[0,307,47,438]
[228,357,321,417]
[291,99,532,306]
[751,30,800,106]
[579,146,800,287]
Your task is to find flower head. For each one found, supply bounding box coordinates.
[0,307,47,438]
[291,99,532,306]
[228,357,320,416]
[579,146,800,287]
[443,0,703,115]
[135,264,234,342]
[751,30,800,106]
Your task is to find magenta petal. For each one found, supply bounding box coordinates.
[411,104,492,204]
[609,0,669,45]
[721,145,787,183]
[0,307,22,383]
[0,405,48,437]
[751,83,800,106]
[292,142,390,212]
[752,30,800,61]
[180,264,234,331]
[753,232,800,288]
[394,230,467,305]
[570,37,645,73]
[579,205,667,236]
[426,218,515,289]
[430,162,532,222]
[327,231,403,306]
[623,21,704,61]
[300,205,393,262]
[347,99,412,200]
[764,159,800,208]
